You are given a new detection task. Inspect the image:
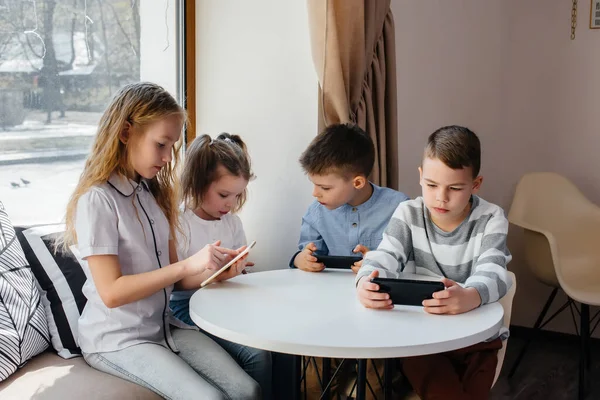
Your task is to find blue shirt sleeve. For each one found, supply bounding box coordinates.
[397,191,410,204]
[289,206,329,268]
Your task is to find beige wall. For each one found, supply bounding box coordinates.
[392,0,600,336]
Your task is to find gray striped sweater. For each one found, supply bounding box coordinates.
[357,196,512,338]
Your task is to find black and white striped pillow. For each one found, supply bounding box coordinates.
[0,203,50,381]
[16,224,87,359]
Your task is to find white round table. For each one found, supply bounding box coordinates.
[190,269,503,358]
[190,269,504,399]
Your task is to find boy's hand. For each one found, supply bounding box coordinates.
[351,244,369,274]
[422,278,482,315]
[294,242,325,272]
[356,270,393,309]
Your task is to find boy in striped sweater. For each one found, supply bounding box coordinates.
[356,125,512,400]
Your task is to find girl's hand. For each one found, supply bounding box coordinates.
[185,240,238,275]
[422,278,482,315]
[215,245,250,281]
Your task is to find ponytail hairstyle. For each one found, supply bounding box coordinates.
[181,132,253,213]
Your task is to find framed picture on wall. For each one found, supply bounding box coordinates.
[591,0,600,29]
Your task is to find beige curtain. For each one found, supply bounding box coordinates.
[307,0,398,189]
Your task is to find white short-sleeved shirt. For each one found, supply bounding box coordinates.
[75,173,177,354]
[170,209,246,302]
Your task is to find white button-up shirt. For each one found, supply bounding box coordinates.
[75,173,178,354]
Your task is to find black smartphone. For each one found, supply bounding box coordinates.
[370,277,445,306]
[314,255,362,269]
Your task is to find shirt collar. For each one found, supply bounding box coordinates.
[349,182,381,211]
[107,172,149,197]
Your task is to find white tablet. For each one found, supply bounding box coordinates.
[200,241,256,288]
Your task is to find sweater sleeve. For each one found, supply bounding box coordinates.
[356,203,414,284]
[464,211,513,304]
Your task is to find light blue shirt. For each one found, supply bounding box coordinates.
[290,184,409,266]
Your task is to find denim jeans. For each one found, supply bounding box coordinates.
[170,298,273,400]
[83,327,261,400]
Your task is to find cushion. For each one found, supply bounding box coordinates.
[0,202,50,381]
[16,224,87,359]
[0,350,161,399]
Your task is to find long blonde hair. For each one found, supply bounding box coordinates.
[59,82,186,253]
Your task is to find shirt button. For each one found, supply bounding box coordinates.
[150,219,155,224]
[136,185,142,192]
[158,251,162,256]
[352,223,357,228]
[352,207,357,212]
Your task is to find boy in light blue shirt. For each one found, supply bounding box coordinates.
[291,123,409,272]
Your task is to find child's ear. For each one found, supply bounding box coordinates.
[119,122,132,144]
[472,176,483,193]
[353,175,367,190]
[418,166,424,186]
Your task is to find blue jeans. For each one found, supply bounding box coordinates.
[170,298,273,400]
[83,328,260,400]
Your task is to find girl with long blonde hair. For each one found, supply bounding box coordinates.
[63,82,261,399]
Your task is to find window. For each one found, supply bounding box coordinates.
[0,0,191,225]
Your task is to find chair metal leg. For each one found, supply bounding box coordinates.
[579,304,590,400]
[303,357,307,399]
[319,359,347,400]
[508,287,559,378]
[384,358,393,400]
[356,359,367,400]
[293,355,302,400]
[321,358,331,400]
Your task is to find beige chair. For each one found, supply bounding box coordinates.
[493,270,517,387]
[403,271,517,399]
[507,172,600,400]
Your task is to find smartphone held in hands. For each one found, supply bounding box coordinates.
[370,277,445,306]
[200,241,256,288]
[314,255,362,269]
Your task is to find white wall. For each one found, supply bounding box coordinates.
[194,0,318,270]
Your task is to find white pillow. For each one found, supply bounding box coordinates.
[0,202,50,380]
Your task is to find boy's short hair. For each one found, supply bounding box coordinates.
[425,125,481,178]
[299,123,375,178]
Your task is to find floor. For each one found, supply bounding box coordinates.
[490,333,599,400]
[274,331,600,399]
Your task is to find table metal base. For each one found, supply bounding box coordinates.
[294,356,397,400]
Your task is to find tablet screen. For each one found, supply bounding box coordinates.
[200,241,256,288]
